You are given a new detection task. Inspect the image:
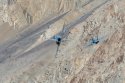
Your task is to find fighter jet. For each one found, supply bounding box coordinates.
[85,34,108,48]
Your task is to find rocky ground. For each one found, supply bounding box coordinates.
[0,0,125,83]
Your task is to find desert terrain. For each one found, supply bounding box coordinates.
[0,0,125,83]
